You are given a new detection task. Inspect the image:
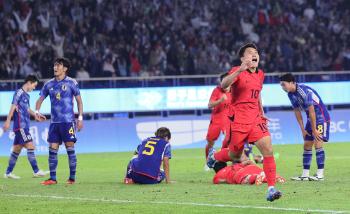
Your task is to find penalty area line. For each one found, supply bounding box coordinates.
[2,193,348,214]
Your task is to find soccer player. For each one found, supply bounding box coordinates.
[124,127,171,184]
[2,75,48,179]
[280,73,330,181]
[35,58,83,185]
[212,156,285,185]
[205,72,232,158]
[207,43,282,201]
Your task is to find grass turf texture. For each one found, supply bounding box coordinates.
[0,143,349,214]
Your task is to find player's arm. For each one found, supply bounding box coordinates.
[35,96,45,112]
[258,94,267,119]
[163,156,170,183]
[308,105,322,142]
[208,94,227,109]
[3,104,17,132]
[293,108,309,138]
[28,108,46,122]
[75,95,84,131]
[221,57,252,89]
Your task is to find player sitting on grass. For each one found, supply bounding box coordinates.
[124,127,171,184]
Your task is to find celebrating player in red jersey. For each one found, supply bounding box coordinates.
[205,73,232,158]
[207,43,282,202]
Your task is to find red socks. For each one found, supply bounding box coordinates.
[263,156,276,187]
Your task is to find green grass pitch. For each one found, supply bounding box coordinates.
[0,143,350,213]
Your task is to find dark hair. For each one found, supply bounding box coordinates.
[155,127,171,140]
[213,161,227,173]
[24,74,39,84]
[219,72,229,81]
[238,43,258,58]
[54,57,71,72]
[279,73,295,83]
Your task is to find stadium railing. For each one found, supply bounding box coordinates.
[0,71,349,91]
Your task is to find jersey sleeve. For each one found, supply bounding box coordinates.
[209,88,220,102]
[227,66,241,84]
[71,80,81,96]
[305,90,313,107]
[11,91,21,105]
[163,143,171,159]
[40,82,49,98]
[288,93,299,108]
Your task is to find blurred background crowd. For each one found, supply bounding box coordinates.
[0,0,349,80]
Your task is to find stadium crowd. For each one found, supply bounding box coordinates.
[0,0,349,80]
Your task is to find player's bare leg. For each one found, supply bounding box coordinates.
[255,136,282,201]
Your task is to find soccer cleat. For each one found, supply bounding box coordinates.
[255,173,265,185]
[33,170,49,178]
[4,173,20,179]
[66,179,75,185]
[309,175,324,181]
[290,176,314,181]
[266,187,282,202]
[276,176,286,184]
[41,179,57,185]
[124,178,134,184]
[206,148,217,168]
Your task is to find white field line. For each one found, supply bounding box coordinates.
[2,193,349,214]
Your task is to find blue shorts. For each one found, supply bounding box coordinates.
[305,121,330,142]
[48,122,77,144]
[126,159,165,184]
[14,129,32,145]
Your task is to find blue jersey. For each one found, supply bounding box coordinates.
[40,76,80,123]
[132,137,171,179]
[12,88,30,131]
[288,84,330,123]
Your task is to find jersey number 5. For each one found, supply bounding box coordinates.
[142,141,157,156]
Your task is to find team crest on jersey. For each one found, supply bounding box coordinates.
[62,84,67,91]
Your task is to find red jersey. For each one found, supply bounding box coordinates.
[209,86,231,123]
[228,66,265,124]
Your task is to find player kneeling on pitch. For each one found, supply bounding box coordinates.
[124,127,171,184]
[212,154,285,185]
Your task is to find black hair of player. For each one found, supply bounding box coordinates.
[54,57,71,72]
[155,127,171,140]
[24,74,39,84]
[219,72,229,81]
[213,161,227,173]
[238,43,258,58]
[279,73,295,83]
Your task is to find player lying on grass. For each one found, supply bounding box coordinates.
[124,127,171,184]
[212,154,285,185]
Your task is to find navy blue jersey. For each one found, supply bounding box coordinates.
[131,137,171,179]
[12,88,30,131]
[40,76,80,123]
[288,84,330,123]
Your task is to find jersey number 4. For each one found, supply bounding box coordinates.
[142,141,157,156]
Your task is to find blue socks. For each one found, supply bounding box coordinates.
[303,149,312,170]
[66,147,77,180]
[49,147,58,180]
[316,148,325,169]
[27,149,39,173]
[6,152,19,174]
